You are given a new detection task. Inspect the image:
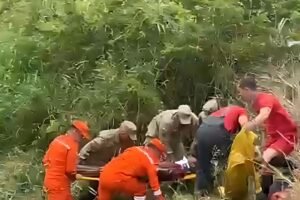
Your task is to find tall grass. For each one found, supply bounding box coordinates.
[0,148,43,200]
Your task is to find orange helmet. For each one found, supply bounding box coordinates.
[72,120,91,140]
[149,138,166,154]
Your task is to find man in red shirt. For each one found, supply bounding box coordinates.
[195,105,248,197]
[238,77,297,164]
[238,77,298,198]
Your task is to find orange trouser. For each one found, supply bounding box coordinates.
[44,188,73,200]
[99,177,147,200]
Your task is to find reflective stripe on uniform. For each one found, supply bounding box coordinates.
[153,189,162,196]
[43,137,71,167]
[134,196,146,200]
[55,138,71,150]
[136,147,154,164]
[88,186,97,196]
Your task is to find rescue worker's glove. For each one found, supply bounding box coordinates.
[175,156,190,172]
[67,173,76,182]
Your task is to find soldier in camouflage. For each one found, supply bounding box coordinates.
[78,120,137,200]
[144,105,198,161]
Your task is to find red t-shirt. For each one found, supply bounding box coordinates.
[211,105,247,134]
[252,92,297,137]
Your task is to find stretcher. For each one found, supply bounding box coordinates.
[76,173,196,182]
[76,159,198,200]
[76,156,198,183]
[75,158,197,200]
[75,130,261,199]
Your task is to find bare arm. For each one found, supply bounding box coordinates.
[249,94,273,129]
[252,107,271,126]
[144,158,161,195]
[65,144,78,180]
[238,114,248,126]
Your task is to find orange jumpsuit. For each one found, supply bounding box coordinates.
[43,134,79,200]
[98,146,162,200]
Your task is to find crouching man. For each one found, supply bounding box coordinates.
[144,105,199,161]
[98,139,167,200]
[78,120,137,200]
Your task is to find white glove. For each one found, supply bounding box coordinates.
[175,156,190,170]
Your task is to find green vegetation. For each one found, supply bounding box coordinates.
[0,0,300,198]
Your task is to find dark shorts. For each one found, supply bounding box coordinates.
[197,116,233,158]
[195,116,233,191]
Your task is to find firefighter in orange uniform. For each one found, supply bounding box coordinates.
[98,138,166,200]
[43,120,91,200]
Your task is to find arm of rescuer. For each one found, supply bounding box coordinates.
[144,117,159,145]
[244,96,273,131]
[160,124,174,160]
[238,113,248,127]
[65,142,79,181]
[79,133,106,160]
[185,113,199,143]
[42,138,56,168]
[144,114,174,160]
[142,155,163,197]
[248,107,271,129]
[188,113,199,155]
[42,147,50,167]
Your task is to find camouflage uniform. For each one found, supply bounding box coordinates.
[144,105,198,161]
[78,121,137,200]
[79,121,137,166]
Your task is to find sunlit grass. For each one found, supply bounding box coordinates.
[0,148,43,200]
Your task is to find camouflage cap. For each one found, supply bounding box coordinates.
[199,99,219,119]
[119,120,137,141]
[177,105,192,125]
[202,99,219,112]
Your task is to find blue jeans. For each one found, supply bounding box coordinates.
[196,116,232,193]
